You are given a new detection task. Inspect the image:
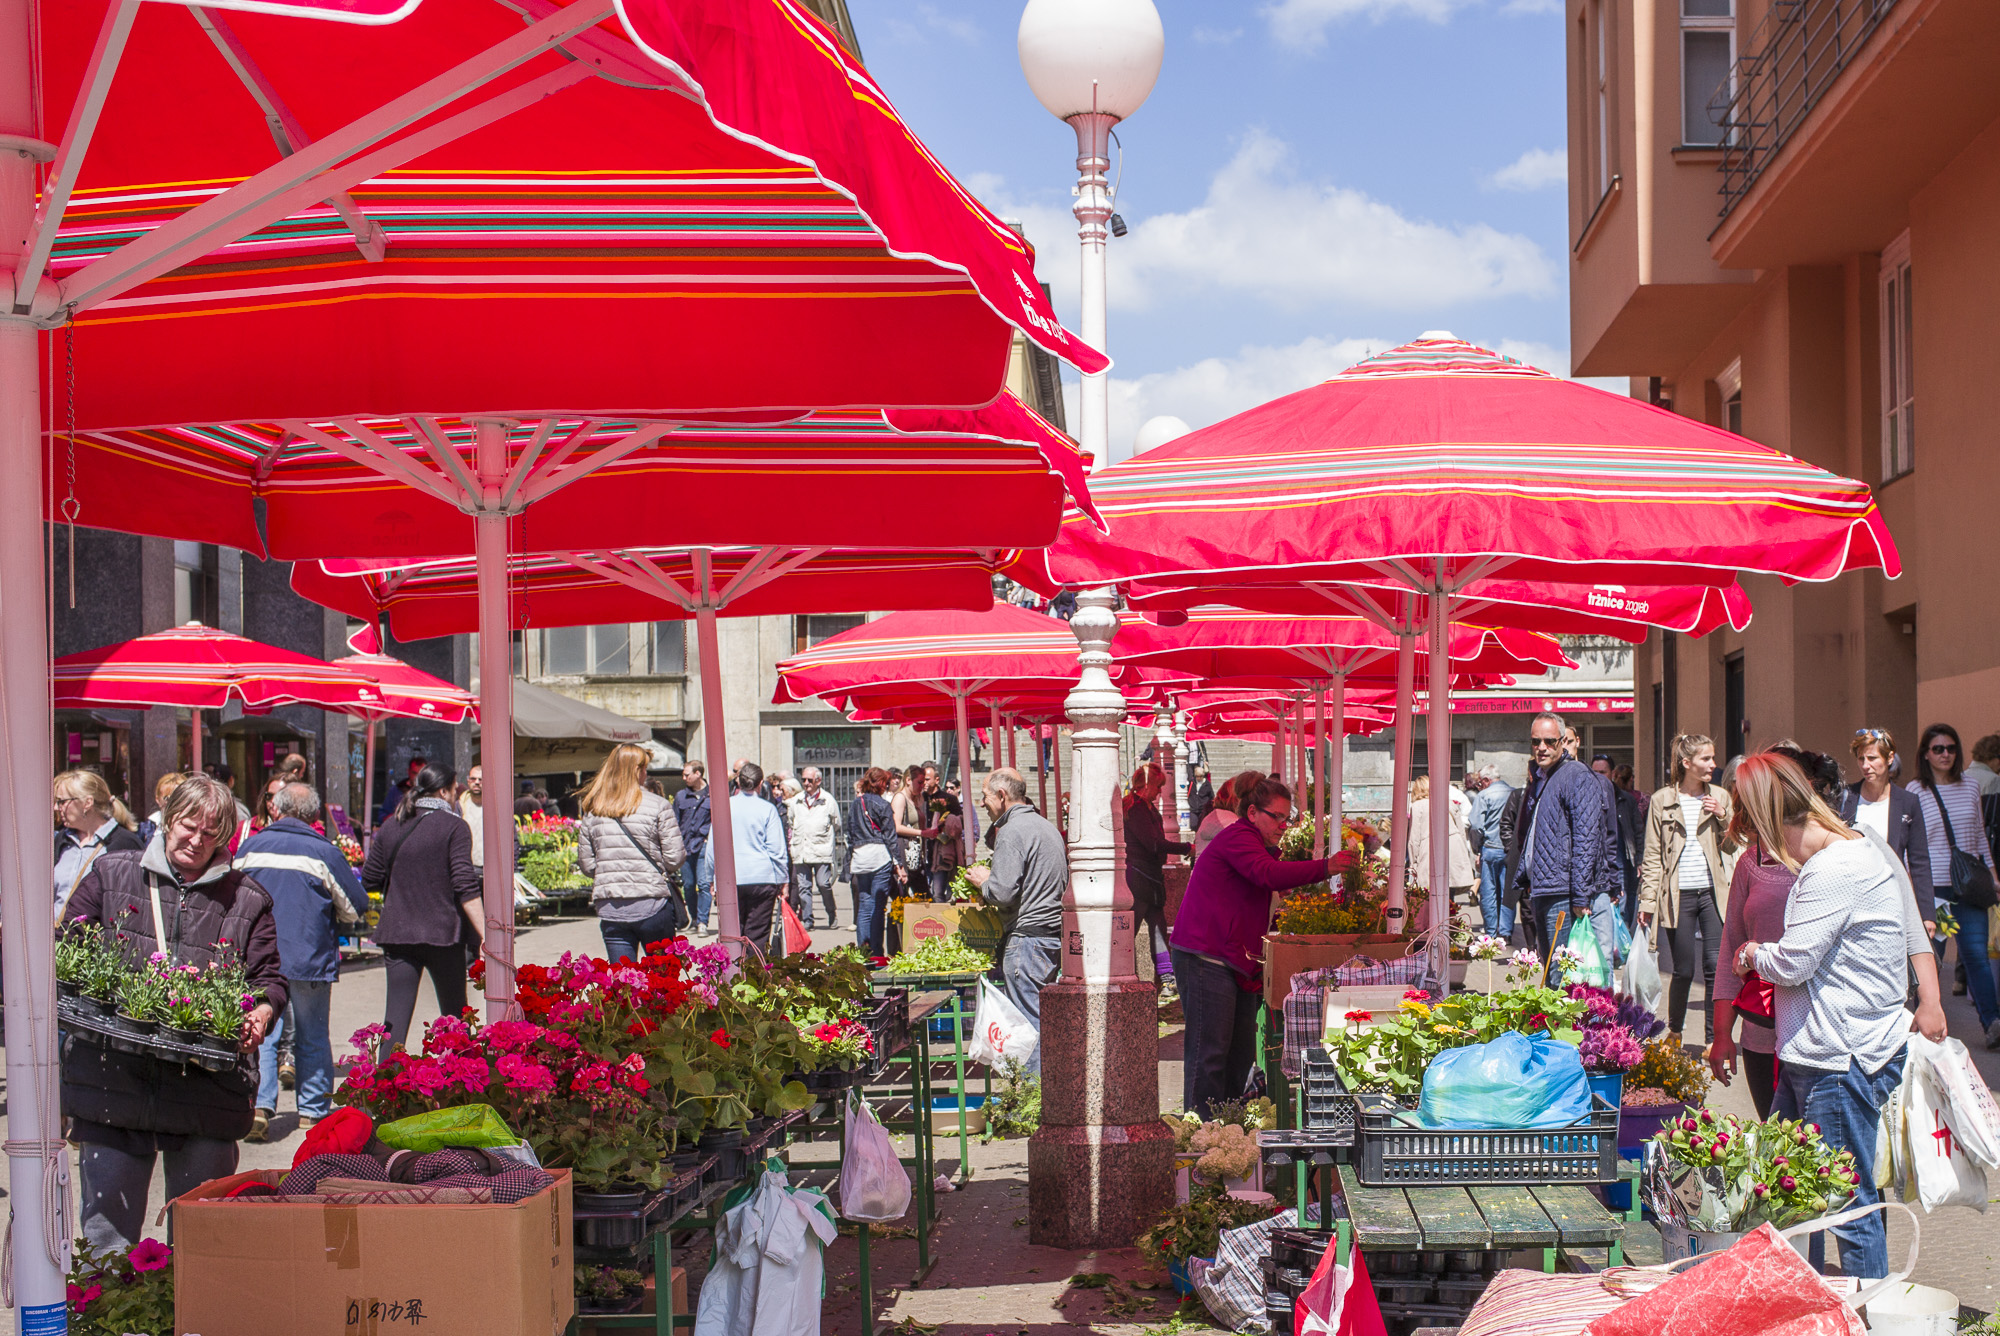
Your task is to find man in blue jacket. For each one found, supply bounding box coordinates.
[674,761,713,933]
[1505,713,1606,981]
[235,783,364,1141]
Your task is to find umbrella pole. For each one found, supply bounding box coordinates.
[1313,686,1327,860]
[1036,721,1049,812]
[191,706,202,774]
[989,700,1003,789]
[695,601,742,952]
[1427,593,1453,992]
[1171,704,1190,839]
[1328,670,1347,848]
[1268,704,1282,777]
[1052,718,1066,837]
[955,692,976,863]
[473,422,517,1017]
[1386,609,1417,929]
[361,716,376,845]
[0,142,70,1315]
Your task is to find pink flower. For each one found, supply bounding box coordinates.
[68,1280,103,1311]
[497,1052,557,1096]
[127,1239,172,1272]
[1680,1118,1698,1133]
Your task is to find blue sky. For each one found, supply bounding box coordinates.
[848,0,1583,457]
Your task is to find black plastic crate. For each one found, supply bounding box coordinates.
[1354,1094,1621,1186]
[860,988,910,1076]
[1270,1227,1334,1274]
[1433,1275,1492,1307]
[1373,1278,1435,1305]
[1298,1048,1357,1139]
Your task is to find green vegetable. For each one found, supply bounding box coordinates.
[882,936,993,976]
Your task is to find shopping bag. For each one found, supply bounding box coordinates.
[1909,1033,2000,1171]
[1903,1055,1989,1212]
[1624,930,1664,1014]
[375,1103,519,1152]
[967,976,1039,1070]
[838,1094,912,1223]
[1613,909,1633,967]
[1295,1240,1386,1336]
[1566,914,1612,988]
[780,896,811,954]
[1416,1031,1591,1130]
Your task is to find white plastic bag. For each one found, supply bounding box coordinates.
[839,1095,911,1224]
[1903,1057,1988,1213]
[968,976,1039,1071]
[1910,1034,2000,1171]
[1624,931,1664,1015]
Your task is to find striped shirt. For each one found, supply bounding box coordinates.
[1906,779,1996,890]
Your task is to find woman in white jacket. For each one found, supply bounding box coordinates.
[575,743,686,962]
[1407,775,1476,899]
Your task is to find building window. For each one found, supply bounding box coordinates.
[1680,0,1734,146]
[1410,740,1469,784]
[794,614,865,653]
[541,625,631,677]
[1585,0,1616,199]
[1716,357,1743,436]
[173,541,206,627]
[649,622,686,675]
[1880,231,1915,480]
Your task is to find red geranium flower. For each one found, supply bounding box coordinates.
[710,1028,731,1049]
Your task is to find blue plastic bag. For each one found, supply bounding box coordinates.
[1415,1031,1591,1130]
[1613,906,1633,965]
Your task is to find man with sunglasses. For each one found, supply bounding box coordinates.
[1170,778,1348,1117]
[1503,713,1608,979]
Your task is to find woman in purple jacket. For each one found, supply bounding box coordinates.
[1170,777,1343,1116]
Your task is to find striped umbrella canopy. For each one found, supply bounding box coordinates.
[330,624,478,836]
[1109,610,1573,681]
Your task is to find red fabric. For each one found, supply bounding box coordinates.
[1736,972,1777,1021]
[50,625,381,713]
[1584,1224,1863,1336]
[1296,1243,1387,1336]
[1109,611,1572,681]
[291,1107,375,1168]
[772,605,1094,706]
[780,898,810,955]
[1129,576,1755,640]
[328,653,478,724]
[1007,335,1898,593]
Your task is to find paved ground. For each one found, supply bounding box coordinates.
[4,887,1997,1333]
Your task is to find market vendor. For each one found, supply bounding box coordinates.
[966,767,1065,1073]
[1171,777,1342,1117]
[1729,752,1945,1280]
[60,772,287,1249]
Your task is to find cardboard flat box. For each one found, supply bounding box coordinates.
[901,902,960,944]
[172,1167,573,1336]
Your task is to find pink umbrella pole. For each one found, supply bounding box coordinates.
[1313,686,1327,859]
[1427,590,1453,990]
[190,705,202,773]
[1386,609,1417,928]
[0,35,69,1310]
[955,691,976,862]
[474,421,517,1016]
[1327,671,1347,841]
[695,600,741,952]
[361,717,376,843]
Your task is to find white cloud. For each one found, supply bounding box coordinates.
[975,134,1554,314]
[1486,147,1567,191]
[1064,334,1624,462]
[884,3,981,45]
[1192,25,1246,43]
[1263,0,1478,47]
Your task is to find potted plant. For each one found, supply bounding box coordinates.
[67,1237,174,1336]
[1568,983,1665,1114]
[1618,1036,1712,1151]
[195,957,253,1052]
[1137,1188,1280,1295]
[575,1265,647,1315]
[55,922,106,998]
[115,954,170,1034]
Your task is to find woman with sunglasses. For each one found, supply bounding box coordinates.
[1907,722,2000,1047]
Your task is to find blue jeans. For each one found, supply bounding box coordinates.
[1774,1051,1905,1279]
[257,978,333,1119]
[1478,848,1513,940]
[80,1138,238,1251]
[1938,889,1999,1028]
[1589,890,1621,969]
[1172,948,1259,1118]
[1000,933,1062,1075]
[599,898,685,964]
[682,860,712,929]
[853,865,894,956]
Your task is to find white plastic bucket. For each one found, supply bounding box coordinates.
[1865,1282,1957,1335]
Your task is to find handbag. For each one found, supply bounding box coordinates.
[1929,790,1998,910]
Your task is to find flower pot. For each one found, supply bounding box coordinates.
[1166,1256,1209,1297]
[161,1024,203,1047]
[1587,1072,1624,1113]
[1448,959,1469,984]
[1615,1099,1685,1157]
[573,1187,649,1215]
[578,1291,646,1316]
[199,1030,240,1055]
[81,995,116,1017]
[56,980,80,999]
[116,1013,158,1035]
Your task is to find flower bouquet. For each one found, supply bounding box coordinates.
[1645,1108,1860,1243]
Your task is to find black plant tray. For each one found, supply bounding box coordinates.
[58,996,238,1071]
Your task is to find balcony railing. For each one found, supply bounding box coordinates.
[1711,0,1901,223]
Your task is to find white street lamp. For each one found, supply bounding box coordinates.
[1018,0,1164,472]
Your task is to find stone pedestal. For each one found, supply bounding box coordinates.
[1027,981,1174,1248]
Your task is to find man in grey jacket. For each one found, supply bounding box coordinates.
[966,767,1066,1072]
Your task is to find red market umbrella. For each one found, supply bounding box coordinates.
[1004,334,1901,949]
[51,623,390,772]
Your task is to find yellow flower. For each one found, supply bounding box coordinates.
[1399,999,1431,1016]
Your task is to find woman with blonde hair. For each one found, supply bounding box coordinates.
[1728,752,1943,1279]
[575,742,687,962]
[1406,774,1475,898]
[1638,733,1732,1045]
[1195,770,1264,862]
[54,769,142,911]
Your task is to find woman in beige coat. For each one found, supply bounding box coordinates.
[1638,734,1733,1045]
[1407,775,1477,898]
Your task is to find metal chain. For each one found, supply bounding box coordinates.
[62,319,80,609]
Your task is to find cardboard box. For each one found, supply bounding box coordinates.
[172,1168,573,1336]
[900,902,960,944]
